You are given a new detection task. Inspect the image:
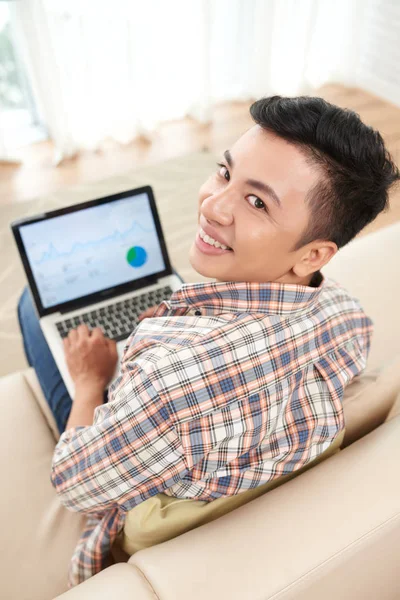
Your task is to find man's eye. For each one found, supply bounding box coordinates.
[247,195,268,213]
[216,162,230,181]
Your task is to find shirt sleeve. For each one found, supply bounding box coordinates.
[50,361,188,514]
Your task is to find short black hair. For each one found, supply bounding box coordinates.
[249,95,400,250]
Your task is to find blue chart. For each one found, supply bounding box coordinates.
[34,220,151,265]
[126,246,147,268]
[20,194,166,308]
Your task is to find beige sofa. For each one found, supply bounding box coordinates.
[2,221,400,600]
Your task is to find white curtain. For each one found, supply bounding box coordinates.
[9,0,397,164]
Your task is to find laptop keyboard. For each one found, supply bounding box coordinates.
[55,285,173,343]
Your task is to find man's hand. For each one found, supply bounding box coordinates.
[63,306,160,430]
[63,324,118,390]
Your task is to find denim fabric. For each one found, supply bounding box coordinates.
[17,286,107,435]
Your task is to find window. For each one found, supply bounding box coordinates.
[0,3,47,152]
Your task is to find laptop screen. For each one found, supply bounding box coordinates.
[18,192,167,309]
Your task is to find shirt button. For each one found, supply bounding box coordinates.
[194,309,202,316]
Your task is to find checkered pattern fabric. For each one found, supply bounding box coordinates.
[51,273,373,587]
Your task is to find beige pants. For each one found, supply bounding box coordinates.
[112,430,344,560]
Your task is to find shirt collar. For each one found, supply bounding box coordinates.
[168,271,326,316]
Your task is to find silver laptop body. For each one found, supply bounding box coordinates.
[11,186,183,398]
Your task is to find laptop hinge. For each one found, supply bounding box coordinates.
[58,276,161,315]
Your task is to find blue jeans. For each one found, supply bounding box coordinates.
[17,286,108,435]
[17,271,184,436]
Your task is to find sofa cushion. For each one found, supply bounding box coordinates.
[0,370,86,600]
[342,355,400,447]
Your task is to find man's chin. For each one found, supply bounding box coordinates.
[188,242,225,279]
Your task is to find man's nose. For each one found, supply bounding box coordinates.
[201,190,235,226]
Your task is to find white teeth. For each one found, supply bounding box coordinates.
[199,228,230,250]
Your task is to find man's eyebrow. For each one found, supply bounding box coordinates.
[223,149,282,209]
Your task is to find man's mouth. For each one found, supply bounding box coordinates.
[198,227,233,251]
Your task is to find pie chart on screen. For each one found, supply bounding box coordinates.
[126,246,147,268]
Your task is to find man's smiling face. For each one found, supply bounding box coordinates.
[189,125,337,285]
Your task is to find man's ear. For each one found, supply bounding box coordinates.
[292,241,338,278]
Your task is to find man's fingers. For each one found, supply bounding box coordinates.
[108,338,117,351]
[138,305,158,321]
[68,328,78,344]
[140,306,156,319]
[91,326,105,340]
[76,323,90,341]
[108,338,118,358]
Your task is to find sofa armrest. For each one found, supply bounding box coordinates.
[386,388,400,422]
[56,416,400,600]
[24,367,60,442]
[55,564,156,599]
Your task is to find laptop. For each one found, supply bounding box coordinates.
[11,185,184,398]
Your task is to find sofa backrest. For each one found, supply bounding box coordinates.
[322,221,400,373]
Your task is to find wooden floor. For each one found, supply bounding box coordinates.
[1,83,400,236]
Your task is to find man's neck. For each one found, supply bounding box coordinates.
[273,270,320,287]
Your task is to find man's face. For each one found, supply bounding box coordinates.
[189,125,325,284]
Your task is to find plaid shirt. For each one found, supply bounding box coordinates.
[51,272,373,588]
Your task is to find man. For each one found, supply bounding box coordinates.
[49,96,399,587]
